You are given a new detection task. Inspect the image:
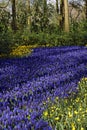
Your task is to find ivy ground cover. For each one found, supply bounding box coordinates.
[0,46,87,129]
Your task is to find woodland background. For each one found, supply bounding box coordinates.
[0,0,87,55]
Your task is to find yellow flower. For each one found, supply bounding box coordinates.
[75,98,80,102]
[77,118,80,122]
[51,109,54,112]
[55,97,58,100]
[79,107,82,111]
[72,126,75,130]
[47,97,50,101]
[84,77,87,81]
[51,106,56,109]
[10,45,33,57]
[74,111,78,115]
[54,117,59,121]
[43,102,46,105]
[82,114,85,117]
[71,123,75,130]
[81,127,84,130]
[78,81,80,84]
[43,111,48,117]
[68,111,72,118]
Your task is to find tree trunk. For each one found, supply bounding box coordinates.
[60,0,64,30]
[26,0,31,32]
[85,0,87,20]
[43,0,48,31]
[56,0,59,14]
[64,0,69,32]
[11,0,17,31]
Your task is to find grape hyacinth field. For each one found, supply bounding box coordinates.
[0,46,87,130]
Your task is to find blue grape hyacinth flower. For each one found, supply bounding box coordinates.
[35,119,52,130]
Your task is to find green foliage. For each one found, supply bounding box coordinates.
[18,19,87,47]
[0,25,86,57]
[20,29,85,47]
[0,9,13,56]
[0,29,13,56]
[0,1,87,56]
[0,9,10,29]
[16,1,27,29]
[70,20,87,45]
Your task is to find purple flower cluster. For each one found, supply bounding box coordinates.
[0,46,87,129]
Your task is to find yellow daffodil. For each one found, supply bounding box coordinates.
[71,123,76,130]
[10,45,33,57]
[68,111,72,118]
[51,109,54,112]
[74,111,78,115]
[75,98,80,102]
[54,117,59,121]
[43,111,48,117]
[77,118,80,122]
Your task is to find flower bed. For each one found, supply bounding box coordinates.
[0,46,87,129]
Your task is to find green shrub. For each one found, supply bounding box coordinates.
[0,29,13,56]
[0,26,86,56]
[21,29,86,47]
